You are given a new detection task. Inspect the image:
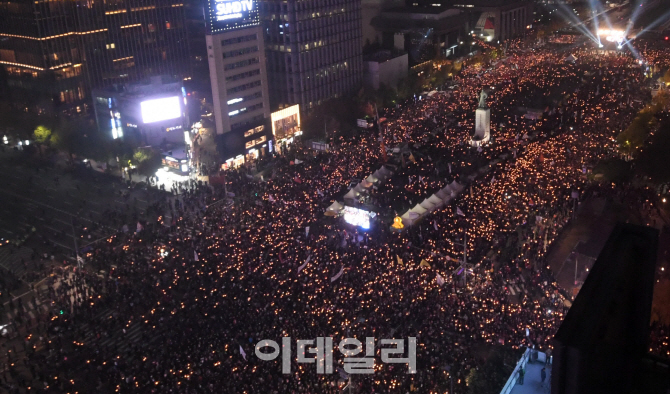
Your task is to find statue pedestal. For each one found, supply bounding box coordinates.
[470,108,491,147]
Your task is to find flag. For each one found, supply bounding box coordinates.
[279,252,284,264]
[305,226,310,237]
[436,273,445,286]
[194,251,199,261]
[240,345,247,361]
[396,255,403,266]
[448,163,452,174]
[317,190,324,197]
[490,176,495,184]
[331,266,344,282]
[456,207,465,216]
[298,255,311,273]
[420,259,431,268]
[268,194,275,202]
[433,220,438,231]
[136,222,143,233]
[409,153,416,163]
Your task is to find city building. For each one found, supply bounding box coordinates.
[364,50,408,90]
[452,0,534,42]
[92,75,188,146]
[371,7,466,64]
[0,0,190,114]
[259,0,364,112]
[362,0,403,48]
[205,0,272,166]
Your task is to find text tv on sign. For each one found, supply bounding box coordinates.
[215,0,253,21]
[140,97,182,124]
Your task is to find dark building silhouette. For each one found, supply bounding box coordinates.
[552,223,669,394]
[0,0,190,114]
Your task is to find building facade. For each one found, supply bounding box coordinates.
[259,0,364,112]
[364,50,407,90]
[205,0,272,166]
[0,0,190,114]
[452,0,533,42]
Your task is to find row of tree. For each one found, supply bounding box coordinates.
[30,119,162,176]
[617,90,670,157]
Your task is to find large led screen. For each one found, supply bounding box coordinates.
[206,0,259,34]
[342,206,375,230]
[141,97,182,124]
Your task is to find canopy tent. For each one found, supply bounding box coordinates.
[365,174,378,184]
[378,166,393,179]
[427,194,444,209]
[410,204,428,216]
[435,189,451,201]
[420,198,437,212]
[401,211,420,226]
[343,189,360,201]
[353,183,367,194]
[360,179,373,188]
[326,201,344,213]
[449,181,464,194]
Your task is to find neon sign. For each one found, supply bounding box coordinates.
[215,0,253,20]
[206,0,258,33]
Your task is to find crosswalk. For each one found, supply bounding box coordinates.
[77,309,149,354]
[505,280,527,296]
[3,291,51,322]
[0,245,35,278]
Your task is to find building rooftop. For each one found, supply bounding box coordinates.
[364,49,407,63]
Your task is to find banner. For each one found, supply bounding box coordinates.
[331,266,344,282]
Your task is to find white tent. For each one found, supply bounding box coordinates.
[436,189,451,201]
[343,189,359,201]
[378,166,393,179]
[326,201,344,212]
[420,198,437,212]
[360,179,373,188]
[410,204,428,216]
[401,211,420,226]
[365,174,378,184]
[427,194,444,209]
[353,183,367,193]
[441,185,455,196]
[450,181,464,193]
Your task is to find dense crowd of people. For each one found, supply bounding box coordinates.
[0,39,668,394]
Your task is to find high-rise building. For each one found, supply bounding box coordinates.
[259,0,364,112]
[205,0,272,167]
[0,0,190,114]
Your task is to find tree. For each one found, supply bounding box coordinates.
[33,125,52,144]
[33,125,52,157]
[133,148,162,177]
[467,346,523,394]
[617,109,657,157]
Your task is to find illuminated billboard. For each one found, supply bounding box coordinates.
[206,0,259,34]
[342,206,376,230]
[271,104,301,141]
[140,97,182,124]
